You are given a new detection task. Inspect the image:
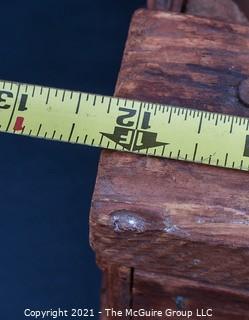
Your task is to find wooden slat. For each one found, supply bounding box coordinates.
[147,0,170,10]
[186,0,248,24]
[146,0,249,22]
[90,9,249,289]
[99,264,132,319]
[132,271,249,320]
[147,0,184,12]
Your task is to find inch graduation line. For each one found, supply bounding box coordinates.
[0,80,249,172]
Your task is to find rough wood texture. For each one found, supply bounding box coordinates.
[187,0,249,24]
[133,271,249,319]
[114,11,249,116]
[100,264,132,319]
[90,10,249,290]
[147,0,184,12]
[147,0,248,24]
[186,0,248,24]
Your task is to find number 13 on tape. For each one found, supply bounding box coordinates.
[0,80,249,172]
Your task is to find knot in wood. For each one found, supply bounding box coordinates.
[238,78,249,107]
[111,210,146,233]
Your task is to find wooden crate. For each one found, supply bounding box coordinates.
[90,1,249,319]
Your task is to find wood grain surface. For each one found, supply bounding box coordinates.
[147,0,185,12]
[186,0,248,24]
[100,264,132,319]
[133,271,249,319]
[90,9,249,290]
[147,0,248,24]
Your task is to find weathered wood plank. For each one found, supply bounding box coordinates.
[115,10,249,116]
[147,0,170,10]
[90,10,249,289]
[132,271,249,319]
[147,0,184,12]
[146,0,248,24]
[186,0,249,24]
[99,263,132,319]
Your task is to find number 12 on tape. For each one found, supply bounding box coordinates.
[0,80,249,172]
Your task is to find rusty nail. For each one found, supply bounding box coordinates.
[238,78,249,107]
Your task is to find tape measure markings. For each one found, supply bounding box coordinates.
[0,80,249,171]
[6,83,20,131]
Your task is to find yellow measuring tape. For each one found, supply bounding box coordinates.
[0,80,249,171]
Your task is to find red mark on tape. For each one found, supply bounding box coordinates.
[14,117,25,131]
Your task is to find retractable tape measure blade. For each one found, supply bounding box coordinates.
[0,80,249,171]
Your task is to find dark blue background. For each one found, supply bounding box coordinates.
[0,1,145,319]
